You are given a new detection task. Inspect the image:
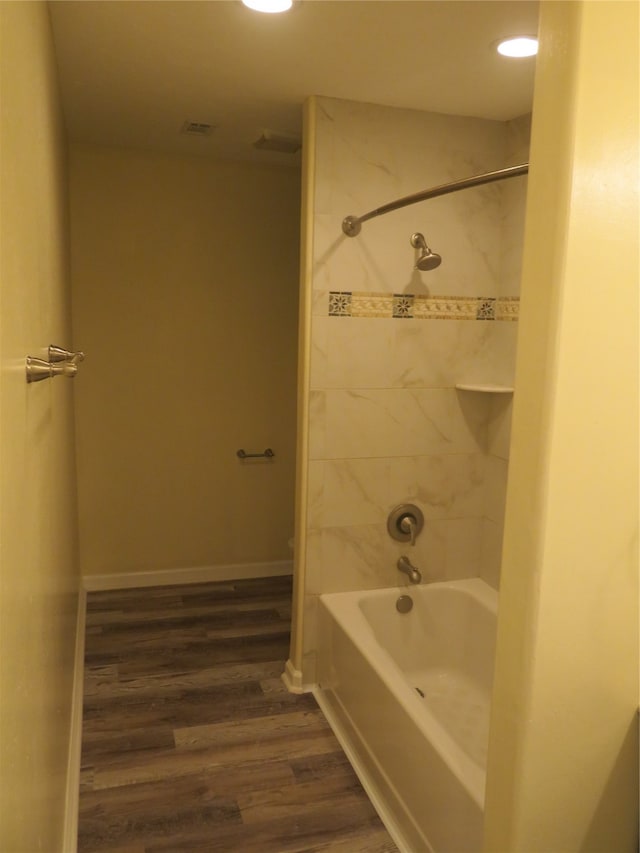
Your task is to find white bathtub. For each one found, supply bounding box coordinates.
[314,578,498,853]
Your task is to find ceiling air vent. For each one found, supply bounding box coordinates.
[181,120,215,136]
[253,130,301,154]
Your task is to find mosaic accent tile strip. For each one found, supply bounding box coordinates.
[495,297,520,321]
[392,294,414,319]
[328,291,353,316]
[327,291,519,321]
[476,298,496,320]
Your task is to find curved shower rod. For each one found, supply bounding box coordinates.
[342,163,529,237]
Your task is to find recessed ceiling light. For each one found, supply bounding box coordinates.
[242,0,292,12]
[497,36,538,58]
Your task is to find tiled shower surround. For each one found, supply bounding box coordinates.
[300,97,530,681]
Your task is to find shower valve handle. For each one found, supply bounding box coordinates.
[400,515,417,546]
[387,504,425,546]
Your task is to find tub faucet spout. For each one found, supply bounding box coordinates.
[398,555,422,584]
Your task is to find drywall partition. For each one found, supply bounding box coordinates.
[484,2,639,850]
[0,3,81,849]
[70,147,300,584]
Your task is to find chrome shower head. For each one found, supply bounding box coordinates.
[416,249,442,271]
[410,232,442,271]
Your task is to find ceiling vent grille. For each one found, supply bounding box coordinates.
[181,120,215,136]
[253,130,301,154]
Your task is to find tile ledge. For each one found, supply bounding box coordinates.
[455,383,514,394]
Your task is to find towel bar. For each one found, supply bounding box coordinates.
[236,448,275,459]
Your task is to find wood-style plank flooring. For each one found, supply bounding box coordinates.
[78,575,398,853]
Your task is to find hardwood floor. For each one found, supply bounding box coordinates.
[78,575,398,853]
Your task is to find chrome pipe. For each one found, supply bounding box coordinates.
[342,163,529,237]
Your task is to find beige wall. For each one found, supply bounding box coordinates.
[292,96,528,683]
[0,3,80,850]
[70,146,300,578]
[484,2,639,850]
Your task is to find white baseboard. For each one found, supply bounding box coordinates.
[62,586,86,853]
[281,657,310,694]
[82,560,293,592]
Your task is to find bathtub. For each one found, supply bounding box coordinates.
[314,578,498,853]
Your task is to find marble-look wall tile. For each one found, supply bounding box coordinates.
[314,98,506,298]
[301,96,528,633]
[484,455,509,524]
[307,453,484,531]
[393,320,496,389]
[307,391,326,460]
[480,517,504,590]
[313,523,411,592]
[302,595,318,684]
[304,515,483,596]
[507,113,533,166]
[473,111,529,590]
[309,319,328,390]
[487,396,514,460]
[302,593,319,658]
[313,388,485,460]
[313,317,518,393]
[452,391,490,454]
[500,181,528,298]
[312,289,331,317]
[485,322,520,388]
[443,517,484,580]
[306,520,448,593]
[310,316,396,390]
[388,454,485,521]
[314,97,507,215]
[304,528,325,595]
[314,99,401,218]
[499,115,530,296]
[307,458,392,529]
[314,214,383,294]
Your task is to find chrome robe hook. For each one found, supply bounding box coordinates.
[26,345,86,383]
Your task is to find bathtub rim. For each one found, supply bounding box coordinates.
[321,575,497,616]
[317,577,498,811]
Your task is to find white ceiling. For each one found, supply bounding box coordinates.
[49,0,539,166]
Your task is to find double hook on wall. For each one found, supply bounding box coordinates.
[26,345,85,383]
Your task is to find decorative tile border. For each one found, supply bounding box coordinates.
[392,294,414,318]
[328,291,519,321]
[495,297,520,321]
[328,291,352,316]
[476,298,496,320]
